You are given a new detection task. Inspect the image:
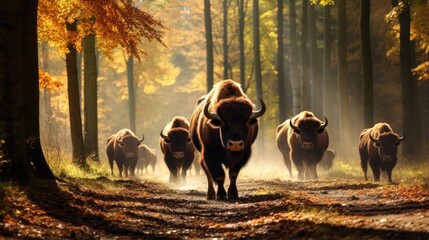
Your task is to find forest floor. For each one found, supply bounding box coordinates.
[1,174,429,240]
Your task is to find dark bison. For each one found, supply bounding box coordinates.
[137,144,157,174]
[160,116,195,183]
[276,111,329,180]
[189,79,266,200]
[106,129,144,177]
[318,148,337,170]
[359,122,404,183]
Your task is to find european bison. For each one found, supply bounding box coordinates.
[318,148,337,170]
[359,122,404,183]
[160,116,195,183]
[106,129,144,177]
[137,144,157,174]
[276,111,329,180]
[189,79,266,200]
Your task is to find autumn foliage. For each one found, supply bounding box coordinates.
[37,0,167,60]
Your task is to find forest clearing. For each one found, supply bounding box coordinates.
[1,161,429,239]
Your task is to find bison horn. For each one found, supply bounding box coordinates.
[369,131,380,145]
[139,134,145,144]
[160,130,170,141]
[203,101,221,121]
[289,117,300,132]
[249,98,266,120]
[319,116,328,129]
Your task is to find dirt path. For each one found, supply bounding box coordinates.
[1,176,429,239]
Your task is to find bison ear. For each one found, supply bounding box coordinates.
[248,118,258,126]
[186,137,192,143]
[208,119,222,128]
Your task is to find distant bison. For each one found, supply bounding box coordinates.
[106,129,144,177]
[359,123,404,183]
[318,148,337,170]
[190,80,266,200]
[160,116,195,183]
[137,144,157,174]
[276,111,329,180]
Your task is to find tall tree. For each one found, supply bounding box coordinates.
[391,0,416,158]
[300,0,310,110]
[237,0,246,90]
[83,26,99,161]
[127,55,137,133]
[66,21,86,166]
[277,0,286,122]
[361,0,373,128]
[288,0,300,114]
[309,2,322,117]
[204,0,214,92]
[337,0,351,151]
[0,0,55,181]
[223,0,230,79]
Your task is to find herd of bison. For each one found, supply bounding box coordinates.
[106,80,405,200]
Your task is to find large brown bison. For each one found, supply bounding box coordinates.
[189,80,266,200]
[106,129,144,177]
[359,122,404,183]
[160,116,195,183]
[276,111,329,180]
[137,144,157,174]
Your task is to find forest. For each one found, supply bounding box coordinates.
[0,0,429,239]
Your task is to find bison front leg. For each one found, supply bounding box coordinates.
[369,159,381,182]
[228,170,239,200]
[201,161,215,199]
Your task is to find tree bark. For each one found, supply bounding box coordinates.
[391,0,415,158]
[204,0,214,92]
[223,0,229,79]
[66,21,86,166]
[83,31,99,161]
[277,0,286,122]
[126,55,136,133]
[288,0,300,114]
[337,0,351,151]
[300,0,310,110]
[309,3,322,117]
[361,0,374,128]
[237,0,246,91]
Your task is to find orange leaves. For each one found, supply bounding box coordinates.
[39,69,63,92]
[38,0,167,60]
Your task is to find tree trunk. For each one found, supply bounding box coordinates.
[237,0,246,91]
[361,0,374,128]
[83,32,99,161]
[127,55,136,133]
[66,21,86,166]
[288,0,300,114]
[300,0,310,110]
[277,0,286,122]
[309,3,322,117]
[223,0,229,79]
[391,0,415,158]
[204,0,214,92]
[337,0,351,151]
[253,0,265,151]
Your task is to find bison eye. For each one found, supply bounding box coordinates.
[208,119,223,128]
[373,142,380,147]
[164,139,171,143]
[186,138,192,143]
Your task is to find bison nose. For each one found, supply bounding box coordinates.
[302,141,314,150]
[125,152,135,158]
[173,151,185,159]
[227,140,244,152]
[382,155,393,161]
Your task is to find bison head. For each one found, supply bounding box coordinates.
[289,116,328,150]
[118,135,144,158]
[370,132,405,162]
[204,98,265,154]
[161,128,191,159]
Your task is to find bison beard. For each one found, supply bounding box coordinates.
[359,122,404,183]
[106,129,144,177]
[190,80,265,200]
[276,111,329,180]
